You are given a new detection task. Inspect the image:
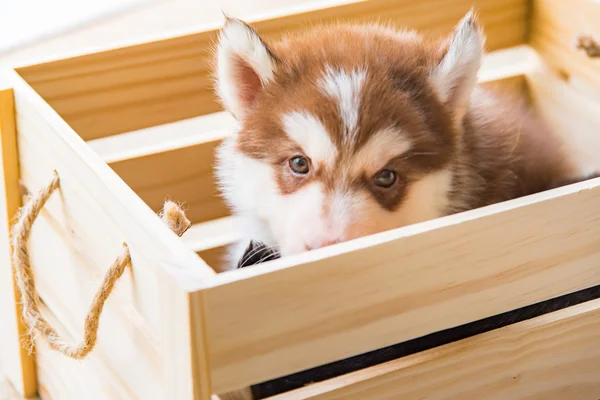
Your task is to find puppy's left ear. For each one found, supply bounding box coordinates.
[430,10,485,126]
[214,17,279,120]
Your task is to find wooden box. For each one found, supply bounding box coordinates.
[1,0,600,399]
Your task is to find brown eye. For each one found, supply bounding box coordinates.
[374,169,397,188]
[289,156,309,174]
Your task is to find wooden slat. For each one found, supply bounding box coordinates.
[96,46,532,228]
[35,303,136,400]
[529,0,600,91]
[269,299,600,400]
[2,70,215,399]
[202,175,600,393]
[158,268,214,400]
[525,52,600,174]
[92,111,234,225]
[0,89,37,397]
[87,111,235,164]
[183,217,238,255]
[16,0,528,140]
[107,132,229,225]
[1,376,40,400]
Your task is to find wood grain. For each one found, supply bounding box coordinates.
[2,70,214,399]
[16,0,528,140]
[529,0,600,92]
[1,376,40,400]
[268,299,600,400]
[35,302,136,400]
[0,88,37,397]
[158,268,214,400]
[108,133,229,225]
[525,53,600,173]
[202,175,600,392]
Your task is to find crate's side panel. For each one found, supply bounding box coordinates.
[270,299,600,400]
[35,303,136,400]
[528,0,600,170]
[5,70,214,399]
[0,89,37,397]
[530,0,600,90]
[204,177,600,393]
[525,56,600,172]
[16,0,527,140]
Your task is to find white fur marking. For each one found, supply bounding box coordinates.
[319,66,366,147]
[282,111,338,166]
[352,127,412,175]
[430,11,484,104]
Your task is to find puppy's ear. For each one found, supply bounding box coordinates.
[430,10,485,125]
[214,17,279,120]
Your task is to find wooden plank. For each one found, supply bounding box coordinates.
[183,217,238,255]
[2,70,215,399]
[268,299,600,400]
[96,46,532,227]
[98,112,235,225]
[35,303,137,400]
[202,175,600,393]
[0,376,40,400]
[107,133,230,225]
[0,88,37,397]
[529,0,600,92]
[525,53,600,175]
[87,111,235,164]
[158,268,214,400]
[15,0,528,140]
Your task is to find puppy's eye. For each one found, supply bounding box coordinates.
[374,169,397,188]
[289,156,310,174]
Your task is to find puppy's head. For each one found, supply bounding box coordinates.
[213,12,485,256]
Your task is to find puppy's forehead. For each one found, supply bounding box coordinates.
[275,63,423,159]
[318,66,366,150]
[240,26,455,169]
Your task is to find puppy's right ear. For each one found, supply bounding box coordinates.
[214,17,279,120]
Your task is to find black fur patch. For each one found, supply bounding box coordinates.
[237,241,280,268]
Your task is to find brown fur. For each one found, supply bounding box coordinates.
[213,17,593,400]
[448,89,579,213]
[231,22,580,214]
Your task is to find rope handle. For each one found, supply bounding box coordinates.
[576,34,600,58]
[10,170,190,359]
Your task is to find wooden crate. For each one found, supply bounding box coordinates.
[1,0,600,399]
